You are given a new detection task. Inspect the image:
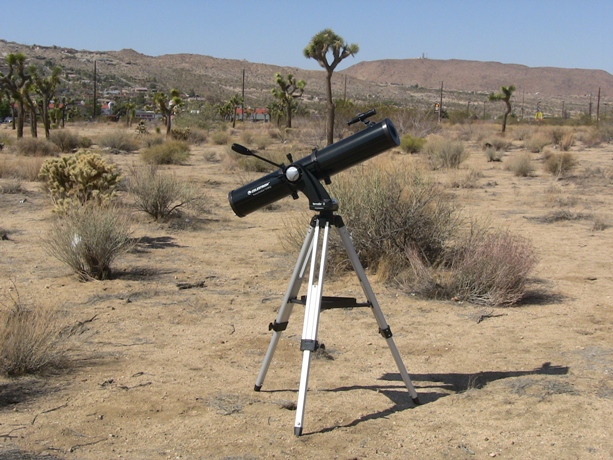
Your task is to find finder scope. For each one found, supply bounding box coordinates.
[228,114,400,217]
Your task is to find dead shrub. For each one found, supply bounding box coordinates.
[128,164,205,221]
[424,136,469,169]
[0,178,23,194]
[505,152,535,177]
[97,130,140,152]
[327,158,461,281]
[211,131,230,145]
[49,130,83,152]
[13,137,59,157]
[0,156,45,181]
[543,151,577,177]
[139,140,190,165]
[448,169,482,188]
[0,286,75,377]
[559,132,575,151]
[448,228,538,306]
[42,204,135,281]
[525,131,551,153]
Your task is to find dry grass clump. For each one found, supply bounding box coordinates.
[525,131,552,153]
[0,178,23,194]
[399,134,426,153]
[448,169,483,188]
[128,164,205,221]
[484,137,511,152]
[448,227,538,306]
[542,150,577,177]
[423,136,469,169]
[140,140,190,165]
[505,152,535,177]
[97,130,140,152]
[484,146,504,162]
[50,130,92,152]
[13,137,60,157]
[0,287,75,377]
[43,204,134,280]
[328,157,461,279]
[0,156,46,181]
[211,131,230,145]
[559,132,575,151]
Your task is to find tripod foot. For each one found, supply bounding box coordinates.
[294,426,303,437]
[412,396,421,405]
[254,384,262,392]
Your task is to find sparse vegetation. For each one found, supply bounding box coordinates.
[505,152,535,177]
[139,140,190,165]
[97,130,140,152]
[424,136,469,169]
[543,150,577,177]
[128,164,205,220]
[42,204,134,280]
[399,134,426,153]
[13,137,59,157]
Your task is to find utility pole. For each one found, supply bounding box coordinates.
[596,87,601,124]
[241,69,245,122]
[93,60,97,120]
[438,81,443,122]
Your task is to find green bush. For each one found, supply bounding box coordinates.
[43,204,134,280]
[13,138,59,157]
[38,151,121,211]
[399,135,426,153]
[139,140,190,165]
[424,136,469,169]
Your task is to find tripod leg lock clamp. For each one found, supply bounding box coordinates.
[269,320,289,332]
[379,326,393,339]
[300,339,319,352]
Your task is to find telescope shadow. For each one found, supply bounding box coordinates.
[304,362,568,436]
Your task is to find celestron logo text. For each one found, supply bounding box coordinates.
[248,182,271,196]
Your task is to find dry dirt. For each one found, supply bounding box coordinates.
[1,122,613,460]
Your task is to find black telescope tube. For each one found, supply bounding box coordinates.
[228,118,400,217]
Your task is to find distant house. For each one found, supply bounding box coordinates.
[235,107,270,122]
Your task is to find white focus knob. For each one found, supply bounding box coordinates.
[286,166,300,182]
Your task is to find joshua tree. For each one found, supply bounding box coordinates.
[0,53,31,138]
[271,73,306,128]
[488,85,516,133]
[32,65,62,138]
[304,29,358,145]
[153,88,183,136]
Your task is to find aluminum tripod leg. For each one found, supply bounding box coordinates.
[336,221,420,404]
[254,222,315,391]
[294,218,330,436]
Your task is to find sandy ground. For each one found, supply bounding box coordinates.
[1,122,612,459]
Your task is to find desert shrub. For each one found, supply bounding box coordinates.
[0,288,74,377]
[186,127,208,145]
[595,123,613,143]
[327,158,461,280]
[170,127,190,141]
[484,146,504,162]
[484,137,510,152]
[505,152,535,177]
[38,150,121,211]
[448,228,538,306]
[423,136,469,169]
[49,130,81,152]
[140,140,190,165]
[240,131,254,145]
[0,178,23,194]
[543,151,577,177]
[399,134,426,153]
[211,131,230,145]
[559,132,575,151]
[525,131,551,153]
[254,135,272,150]
[128,165,205,220]
[13,137,59,157]
[42,204,134,280]
[0,156,45,181]
[142,134,166,148]
[97,130,140,152]
[448,169,482,188]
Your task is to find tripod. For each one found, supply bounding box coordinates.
[254,210,420,436]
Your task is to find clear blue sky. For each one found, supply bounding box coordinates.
[2,0,612,74]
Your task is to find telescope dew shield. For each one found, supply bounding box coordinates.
[228,118,400,217]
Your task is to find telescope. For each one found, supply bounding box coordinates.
[227,110,400,217]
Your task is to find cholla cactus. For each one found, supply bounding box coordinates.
[39,150,121,211]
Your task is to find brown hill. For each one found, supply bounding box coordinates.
[341,58,613,98]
